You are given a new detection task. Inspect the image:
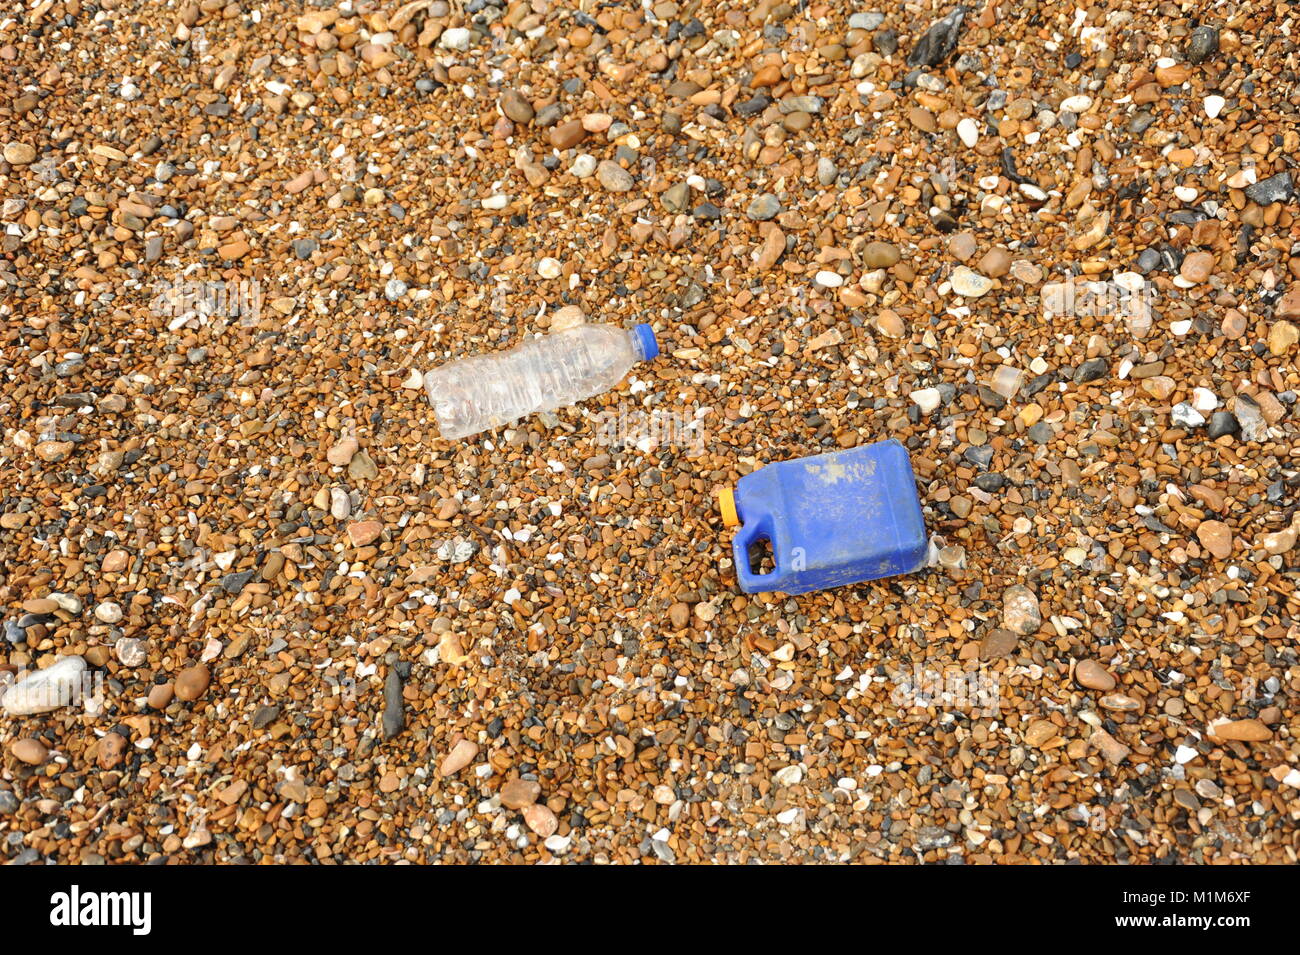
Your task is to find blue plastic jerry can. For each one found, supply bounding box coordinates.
[717,439,928,595]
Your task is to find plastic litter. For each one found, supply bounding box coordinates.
[717,439,928,594]
[424,323,659,439]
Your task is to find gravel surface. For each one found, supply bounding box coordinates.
[1,0,1298,864]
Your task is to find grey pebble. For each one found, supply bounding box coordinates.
[849,12,885,31]
[1244,172,1293,206]
[779,95,823,114]
[382,666,405,740]
[3,620,24,645]
[1073,357,1108,383]
[964,445,994,469]
[906,6,967,69]
[661,182,691,213]
[746,193,781,221]
[1206,411,1239,439]
[1027,421,1055,444]
[220,569,256,595]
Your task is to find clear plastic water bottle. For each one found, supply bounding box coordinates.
[424,323,660,439]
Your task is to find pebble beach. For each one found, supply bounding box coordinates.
[1,0,1298,864]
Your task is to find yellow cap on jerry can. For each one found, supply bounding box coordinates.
[716,486,739,527]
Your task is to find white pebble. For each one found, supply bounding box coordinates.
[50,593,82,614]
[2,656,88,716]
[910,387,942,414]
[956,117,979,148]
[1060,94,1092,113]
[1172,403,1205,428]
[774,765,804,786]
[1113,271,1145,293]
[950,265,993,298]
[536,257,562,279]
[570,154,597,178]
[1204,95,1226,119]
[814,270,844,288]
[114,637,146,667]
[544,834,571,853]
[439,27,472,50]
[94,601,123,624]
[1191,387,1219,413]
[330,487,351,520]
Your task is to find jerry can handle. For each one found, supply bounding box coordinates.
[733,519,784,592]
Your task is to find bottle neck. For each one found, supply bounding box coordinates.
[629,328,650,361]
[629,324,659,361]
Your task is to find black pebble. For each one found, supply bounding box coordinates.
[381,667,405,740]
[1073,357,1109,383]
[906,6,967,68]
[1185,25,1219,64]
[1206,411,1239,439]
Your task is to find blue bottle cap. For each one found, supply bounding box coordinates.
[634,323,660,361]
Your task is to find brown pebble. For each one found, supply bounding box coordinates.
[326,436,358,466]
[979,628,1018,660]
[1196,519,1233,559]
[907,106,936,132]
[1179,250,1215,283]
[549,120,586,149]
[1090,728,1130,764]
[862,241,901,269]
[147,682,175,709]
[500,778,541,809]
[947,231,976,262]
[97,731,127,770]
[11,738,48,765]
[347,520,384,546]
[1209,719,1271,742]
[1075,659,1115,691]
[874,309,906,337]
[175,665,211,702]
[440,739,479,776]
[101,550,130,573]
[4,142,36,164]
[1024,719,1056,747]
[978,247,1011,277]
[523,803,558,838]
[500,89,534,123]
